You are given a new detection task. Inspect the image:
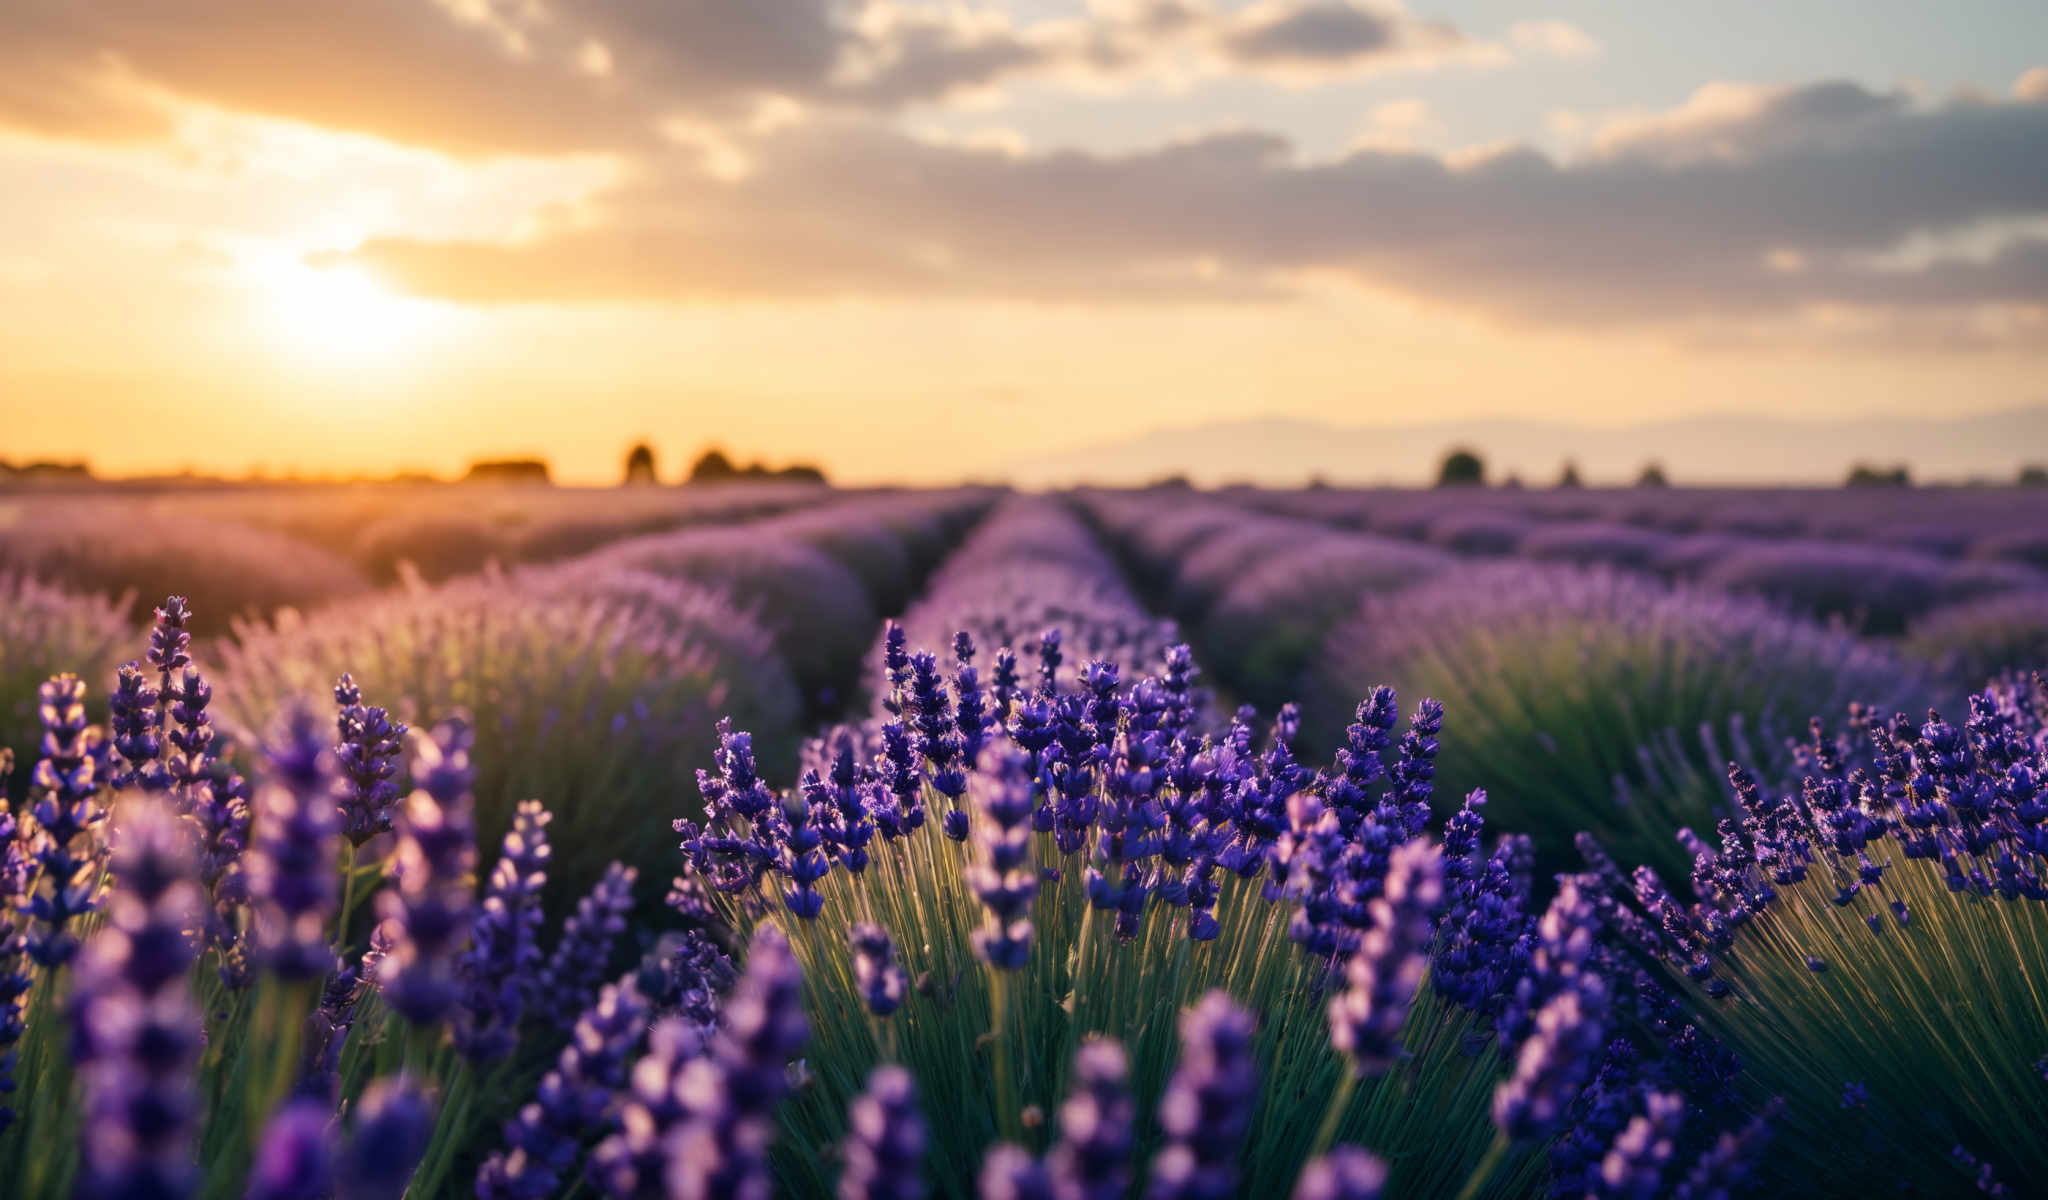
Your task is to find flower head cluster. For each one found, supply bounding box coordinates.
[1149,993,1259,1200]
[333,673,407,845]
[246,704,343,980]
[1327,838,1443,1076]
[69,802,203,1200]
[458,799,553,1063]
[376,720,479,1027]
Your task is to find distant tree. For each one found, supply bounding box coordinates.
[688,448,739,483]
[1636,462,1669,488]
[1436,447,1486,488]
[1501,472,1525,490]
[462,458,551,484]
[623,442,658,486]
[775,463,828,484]
[1556,460,1584,489]
[2020,464,2048,488]
[1845,462,1912,488]
[1146,474,1194,491]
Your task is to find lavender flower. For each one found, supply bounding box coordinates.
[247,1099,337,1200]
[1597,1091,1684,1200]
[839,1065,927,1200]
[588,1009,708,1199]
[1328,838,1443,1076]
[1291,1147,1387,1200]
[341,1076,436,1200]
[1047,1040,1134,1200]
[458,799,552,1063]
[247,704,343,980]
[850,922,908,1017]
[1493,881,1608,1142]
[334,673,407,845]
[376,720,479,1027]
[969,744,1038,970]
[979,1144,1054,1200]
[663,924,809,1200]
[70,802,202,1200]
[540,861,638,1028]
[1149,993,1259,1200]
[22,674,108,969]
[482,979,653,1200]
[106,661,163,792]
[1671,1097,1782,1200]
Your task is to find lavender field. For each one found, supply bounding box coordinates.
[0,480,2044,1199]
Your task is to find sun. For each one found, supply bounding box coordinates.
[256,259,444,366]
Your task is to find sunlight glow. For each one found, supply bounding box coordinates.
[253,258,448,366]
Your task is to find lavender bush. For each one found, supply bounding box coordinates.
[1582,678,2048,1193]
[0,573,131,798]
[0,498,371,635]
[1904,592,2048,684]
[217,573,802,905]
[1308,564,1917,880]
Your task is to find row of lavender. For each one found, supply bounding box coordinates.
[1226,485,2048,647]
[1238,484,2048,567]
[0,481,836,637]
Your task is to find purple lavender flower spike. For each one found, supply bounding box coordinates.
[1493,879,1608,1141]
[248,1099,338,1200]
[70,801,202,1200]
[540,860,638,1027]
[663,923,809,1200]
[341,1075,437,1200]
[482,978,653,1200]
[1671,1097,1782,1200]
[23,674,109,969]
[458,799,552,1063]
[1047,1040,1134,1200]
[970,743,1039,971]
[334,674,408,846]
[107,661,163,792]
[247,703,343,980]
[588,1008,709,1199]
[1329,838,1443,1076]
[850,922,908,1017]
[1291,1147,1388,1200]
[979,1144,1054,1200]
[1149,993,1259,1200]
[1598,1091,1684,1200]
[839,1065,927,1200]
[376,719,479,1028]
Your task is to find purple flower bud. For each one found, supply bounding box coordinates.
[247,1099,337,1200]
[540,861,637,1027]
[1048,1040,1133,1200]
[457,800,552,1063]
[1149,993,1258,1200]
[341,1076,436,1200]
[1328,839,1443,1076]
[1291,1147,1387,1200]
[376,720,479,1028]
[839,1065,927,1200]
[979,1144,1054,1200]
[334,674,407,846]
[23,674,109,969]
[70,802,202,1200]
[247,704,343,981]
[483,979,653,1200]
[1598,1091,1684,1200]
[850,923,908,1018]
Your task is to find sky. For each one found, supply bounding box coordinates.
[0,1,2044,484]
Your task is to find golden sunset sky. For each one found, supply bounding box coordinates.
[1,2,2045,483]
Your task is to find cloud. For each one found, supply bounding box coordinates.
[0,1,1550,153]
[331,81,2048,338]
[1506,20,1602,61]
[2019,67,2048,102]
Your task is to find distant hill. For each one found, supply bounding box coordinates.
[1003,407,2048,488]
